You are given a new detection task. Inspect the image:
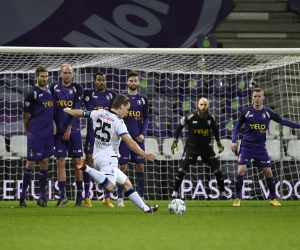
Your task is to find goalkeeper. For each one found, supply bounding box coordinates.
[170,98,227,200]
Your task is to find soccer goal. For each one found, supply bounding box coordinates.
[1,47,300,201]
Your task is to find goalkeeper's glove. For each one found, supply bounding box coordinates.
[171,139,179,154]
[217,141,224,154]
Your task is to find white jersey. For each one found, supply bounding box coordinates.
[84,109,129,159]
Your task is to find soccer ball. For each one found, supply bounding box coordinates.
[168,199,186,214]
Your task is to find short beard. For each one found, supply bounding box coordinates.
[198,109,208,119]
[129,86,137,91]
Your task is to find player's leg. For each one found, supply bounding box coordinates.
[37,134,55,207]
[55,135,68,206]
[69,133,84,206]
[204,148,227,199]
[171,153,197,199]
[117,140,131,207]
[132,140,146,200]
[76,158,115,192]
[83,137,94,207]
[117,170,158,214]
[37,158,50,207]
[259,161,281,206]
[20,160,35,207]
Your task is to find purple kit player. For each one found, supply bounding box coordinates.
[232,88,300,206]
[20,66,56,207]
[117,71,149,207]
[49,64,84,207]
[84,72,117,207]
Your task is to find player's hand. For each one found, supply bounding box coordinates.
[135,134,144,143]
[217,141,224,153]
[231,142,237,153]
[146,153,156,161]
[171,139,179,154]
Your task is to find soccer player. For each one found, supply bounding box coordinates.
[84,72,117,207]
[64,94,158,215]
[20,66,56,207]
[171,97,227,200]
[117,71,149,207]
[231,88,300,206]
[49,64,84,207]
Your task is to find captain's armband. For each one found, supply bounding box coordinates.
[82,110,92,118]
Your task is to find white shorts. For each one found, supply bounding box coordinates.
[93,156,127,185]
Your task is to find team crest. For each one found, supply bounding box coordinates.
[25,102,30,107]
[85,96,89,102]
[262,113,266,119]
[137,100,142,105]
[68,89,73,95]
[207,120,211,125]
[106,95,110,100]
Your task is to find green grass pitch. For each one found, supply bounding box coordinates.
[0,200,299,250]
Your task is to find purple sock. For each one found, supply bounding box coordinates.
[58,181,66,199]
[20,168,33,199]
[136,172,145,198]
[76,181,83,200]
[83,172,91,198]
[235,174,244,199]
[104,190,111,199]
[118,184,124,198]
[266,177,276,199]
[39,170,48,200]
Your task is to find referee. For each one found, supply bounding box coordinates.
[171,97,227,200]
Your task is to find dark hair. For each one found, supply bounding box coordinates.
[94,72,105,81]
[127,71,139,80]
[35,66,48,76]
[112,94,130,109]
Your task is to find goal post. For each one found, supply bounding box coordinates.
[1,47,300,201]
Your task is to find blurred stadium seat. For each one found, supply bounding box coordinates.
[208,75,230,97]
[177,95,197,116]
[147,114,171,138]
[162,138,184,160]
[151,95,174,118]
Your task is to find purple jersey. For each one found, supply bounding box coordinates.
[23,85,54,136]
[84,88,117,137]
[49,82,83,135]
[122,92,149,139]
[233,106,300,153]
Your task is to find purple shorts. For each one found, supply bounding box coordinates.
[27,134,56,160]
[238,147,271,167]
[54,133,83,158]
[84,135,95,154]
[118,140,146,164]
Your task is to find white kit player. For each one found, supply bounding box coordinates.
[64,94,158,214]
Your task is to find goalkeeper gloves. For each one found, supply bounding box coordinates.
[217,141,224,154]
[171,139,179,154]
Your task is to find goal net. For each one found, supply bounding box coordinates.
[1,47,300,201]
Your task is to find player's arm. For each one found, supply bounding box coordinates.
[137,97,149,142]
[23,91,34,135]
[270,110,300,129]
[231,112,246,152]
[211,115,224,153]
[22,112,30,135]
[64,108,86,118]
[171,115,188,154]
[121,133,156,161]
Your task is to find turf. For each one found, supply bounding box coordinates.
[0,200,299,250]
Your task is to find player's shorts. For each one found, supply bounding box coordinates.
[27,134,56,160]
[238,147,271,167]
[94,156,127,185]
[54,133,83,158]
[84,135,95,154]
[180,146,217,172]
[118,140,146,164]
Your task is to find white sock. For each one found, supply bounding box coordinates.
[127,191,149,212]
[172,191,178,197]
[85,165,106,184]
